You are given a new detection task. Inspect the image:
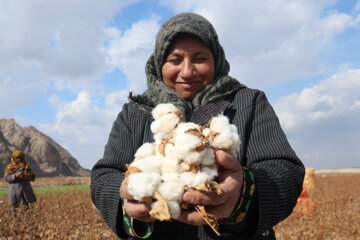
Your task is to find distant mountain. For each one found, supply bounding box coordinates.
[0,118,90,178]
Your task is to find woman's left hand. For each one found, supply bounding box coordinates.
[177,150,243,225]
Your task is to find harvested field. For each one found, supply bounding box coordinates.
[0,173,359,239]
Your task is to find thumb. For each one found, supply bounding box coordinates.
[215,150,241,170]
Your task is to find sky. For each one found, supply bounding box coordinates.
[1,0,360,170]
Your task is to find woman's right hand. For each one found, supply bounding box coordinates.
[120,183,155,222]
[15,172,23,179]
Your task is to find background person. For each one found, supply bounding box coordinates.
[4,150,37,213]
[91,13,304,239]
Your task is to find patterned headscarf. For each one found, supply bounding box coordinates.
[132,13,244,120]
[5,150,36,181]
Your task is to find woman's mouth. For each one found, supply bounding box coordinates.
[176,81,200,89]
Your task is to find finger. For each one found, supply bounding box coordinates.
[123,199,152,218]
[215,150,241,170]
[120,184,135,200]
[183,190,226,206]
[203,204,233,219]
[176,209,206,225]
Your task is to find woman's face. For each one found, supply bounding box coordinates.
[14,157,23,163]
[162,36,215,100]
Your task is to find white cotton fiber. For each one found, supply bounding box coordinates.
[210,114,236,150]
[179,172,197,186]
[168,201,181,219]
[126,103,242,222]
[160,144,181,174]
[134,142,156,159]
[201,147,215,166]
[201,166,218,181]
[127,172,161,201]
[157,181,184,202]
[131,155,161,174]
[193,172,212,186]
[161,173,180,182]
[202,127,210,138]
[152,103,181,119]
[174,123,204,164]
[151,113,180,135]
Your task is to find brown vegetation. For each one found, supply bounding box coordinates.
[0,174,359,239]
[274,173,360,239]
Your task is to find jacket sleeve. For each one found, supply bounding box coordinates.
[4,172,17,183]
[91,103,139,239]
[234,91,305,237]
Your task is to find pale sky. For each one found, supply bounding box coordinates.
[1,0,360,170]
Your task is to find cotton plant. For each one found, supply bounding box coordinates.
[123,103,241,234]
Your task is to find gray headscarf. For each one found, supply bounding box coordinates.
[131,13,244,120]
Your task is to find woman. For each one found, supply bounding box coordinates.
[4,150,37,213]
[91,13,304,239]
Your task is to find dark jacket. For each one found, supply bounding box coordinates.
[91,87,305,239]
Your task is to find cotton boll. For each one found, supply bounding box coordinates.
[202,127,210,138]
[161,173,180,182]
[210,115,234,150]
[127,172,161,201]
[230,124,241,151]
[157,181,185,202]
[152,103,181,120]
[179,172,197,186]
[201,166,218,181]
[193,172,212,186]
[201,147,215,166]
[168,201,181,219]
[153,133,169,145]
[131,155,161,174]
[160,144,181,174]
[134,143,156,159]
[174,123,205,164]
[151,113,180,135]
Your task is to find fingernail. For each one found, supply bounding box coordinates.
[184,194,193,203]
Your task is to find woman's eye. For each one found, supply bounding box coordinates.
[193,57,207,63]
[168,59,181,64]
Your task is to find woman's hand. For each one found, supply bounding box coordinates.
[120,183,155,222]
[15,172,24,179]
[177,150,243,225]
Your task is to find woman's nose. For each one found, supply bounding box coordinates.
[180,59,196,79]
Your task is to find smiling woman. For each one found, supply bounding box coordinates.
[162,35,215,100]
[91,13,304,240]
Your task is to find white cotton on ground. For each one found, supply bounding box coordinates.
[131,155,161,174]
[127,172,161,201]
[157,181,184,202]
[201,147,215,165]
[168,201,181,219]
[152,103,181,119]
[150,113,180,135]
[134,142,156,159]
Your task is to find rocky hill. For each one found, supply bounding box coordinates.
[0,118,90,178]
